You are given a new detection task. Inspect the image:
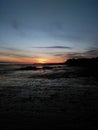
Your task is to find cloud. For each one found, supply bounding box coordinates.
[0,52,35,59]
[0,47,26,54]
[0,47,38,59]
[65,48,98,59]
[11,20,19,30]
[32,46,72,49]
[54,54,65,57]
[66,52,85,59]
[53,49,98,59]
[54,52,84,58]
[84,48,98,57]
[85,49,98,54]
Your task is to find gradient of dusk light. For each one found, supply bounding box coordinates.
[0,0,98,63]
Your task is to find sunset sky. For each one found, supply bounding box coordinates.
[0,0,98,64]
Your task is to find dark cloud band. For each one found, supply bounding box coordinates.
[32,46,72,49]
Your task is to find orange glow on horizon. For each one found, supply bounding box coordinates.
[0,55,68,64]
[37,58,48,64]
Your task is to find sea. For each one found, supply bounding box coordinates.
[0,63,98,129]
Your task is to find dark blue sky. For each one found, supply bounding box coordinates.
[0,0,98,63]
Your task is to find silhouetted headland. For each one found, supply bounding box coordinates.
[65,57,98,77]
[65,57,98,67]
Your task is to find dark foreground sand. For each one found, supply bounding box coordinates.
[0,66,98,129]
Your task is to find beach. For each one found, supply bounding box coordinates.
[0,64,98,129]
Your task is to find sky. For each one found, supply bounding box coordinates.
[0,0,98,64]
